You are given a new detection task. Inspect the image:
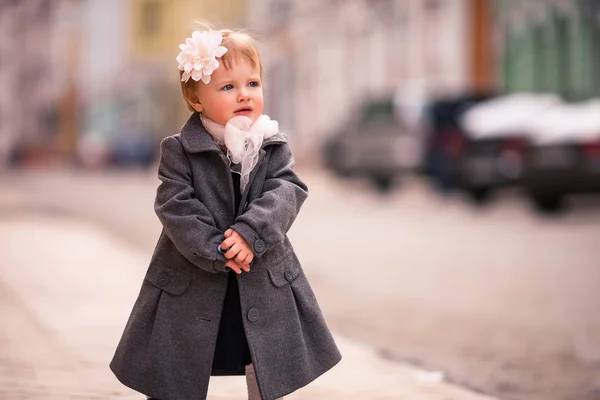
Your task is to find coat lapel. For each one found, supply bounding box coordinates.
[179,113,223,154]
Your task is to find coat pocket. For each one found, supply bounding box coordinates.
[144,261,192,295]
[267,251,301,288]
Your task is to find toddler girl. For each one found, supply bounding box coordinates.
[110,25,341,400]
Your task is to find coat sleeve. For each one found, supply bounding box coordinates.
[154,136,228,273]
[230,142,308,257]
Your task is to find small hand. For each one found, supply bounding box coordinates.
[221,228,255,266]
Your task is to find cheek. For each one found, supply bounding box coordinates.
[212,92,233,107]
[253,92,264,114]
[215,96,234,112]
[203,93,234,123]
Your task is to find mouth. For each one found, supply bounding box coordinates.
[234,106,253,115]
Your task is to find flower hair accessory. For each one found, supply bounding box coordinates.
[176,29,228,84]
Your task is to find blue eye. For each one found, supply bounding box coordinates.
[249,81,260,87]
[221,84,234,91]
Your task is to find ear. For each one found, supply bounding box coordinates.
[184,86,203,113]
[193,102,204,113]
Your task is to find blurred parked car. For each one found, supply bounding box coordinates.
[457,93,561,203]
[323,98,415,192]
[522,100,600,211]
[422,91,496,194]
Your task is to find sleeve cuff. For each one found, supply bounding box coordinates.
[230,222,267,256]
[209,236,228,273]
[212,260,228,273]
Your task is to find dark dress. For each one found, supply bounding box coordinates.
[211,171,252,375]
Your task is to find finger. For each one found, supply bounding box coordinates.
[221,236,237,251]
[225,261,242,274]
[238,263,250,272]
[246,252,254,265]
[235,251,249,264]
[231,260,249,273]
[239,252,252,266]
[238,236,248,245]
[234,249,247,264]
[224,229,233,238]
[224,243,241,260]
[226,264,241,274]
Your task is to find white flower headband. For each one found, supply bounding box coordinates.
[176,29,228,84]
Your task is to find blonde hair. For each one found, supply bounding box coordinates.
[180,23,263,113]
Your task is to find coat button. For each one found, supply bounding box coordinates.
[243,201,249,212]
[253,239,266,253]
[247,307,259,322]
[284,268,294,282]
[157,272,170,287]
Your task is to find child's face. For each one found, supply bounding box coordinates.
[193,58,264,126]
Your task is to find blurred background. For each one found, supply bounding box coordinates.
[1,1,600,400]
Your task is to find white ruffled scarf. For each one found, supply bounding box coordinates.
[200,114,279,192]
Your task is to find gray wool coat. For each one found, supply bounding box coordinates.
[110,113,341,400]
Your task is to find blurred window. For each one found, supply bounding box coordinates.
[141,0,162,37]
[360,100,395,125]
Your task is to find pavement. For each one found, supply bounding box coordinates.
[0,208,497,399]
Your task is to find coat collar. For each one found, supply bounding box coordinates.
[179,112,288,154]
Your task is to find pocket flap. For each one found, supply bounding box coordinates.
[145,262,192,295]
[267,253,301,288]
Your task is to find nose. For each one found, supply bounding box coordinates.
[237,87,250,102]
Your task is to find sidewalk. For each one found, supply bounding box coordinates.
[0,212,497,400]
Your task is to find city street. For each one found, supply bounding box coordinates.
[1,167,599,399]
[3,0,600,398]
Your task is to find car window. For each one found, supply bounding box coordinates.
[360,100,396,125]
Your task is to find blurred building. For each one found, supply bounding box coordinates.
[129,0,245,64]
[78,0,247,167]
[496,0,600,100]
[245,0,495,161]
[0,0,246,169]
[79,0,246,134]
[14,0,598,168]
[0,0,65,167]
